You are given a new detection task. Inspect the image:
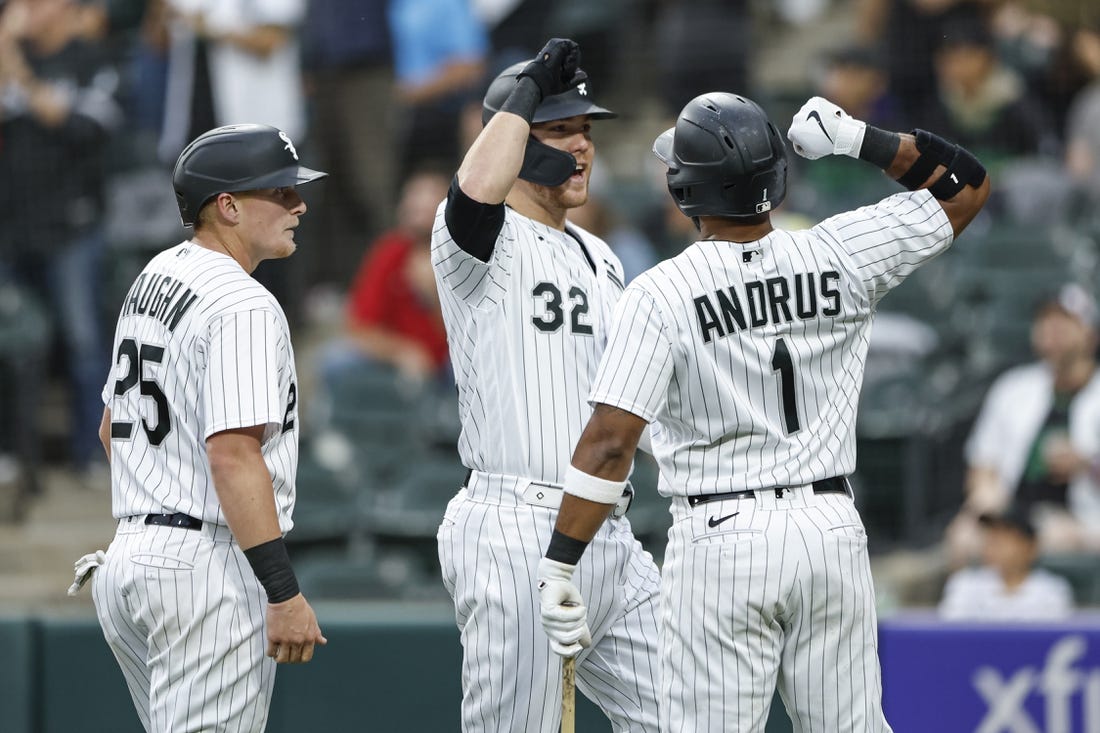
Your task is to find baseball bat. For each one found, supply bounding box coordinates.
[561,655,576,733]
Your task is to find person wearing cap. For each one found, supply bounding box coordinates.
[921,12,1053,160]
[430,39,661,732]
[74,123,328,731]
[946,283,1100,567]
[939,506,1074,621]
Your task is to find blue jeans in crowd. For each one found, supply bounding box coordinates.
[2,228,110,470]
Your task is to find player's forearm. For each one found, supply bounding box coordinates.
[552,455,628,545]
[351,327,426,365]
[550,405,645,552]
[569,403,647,482]
[553,493,614,545]
[456,112,530,204]
[398,59,486,105]
[864,126,991,234]
[208,429,301,603]
[218,25,289,57]
[206,429,283,549]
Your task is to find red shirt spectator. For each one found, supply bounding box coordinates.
[345,229,449,372]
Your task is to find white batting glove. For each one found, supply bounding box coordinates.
[537,557,591,658]
[787,96,868,160]
[67,550,106,596]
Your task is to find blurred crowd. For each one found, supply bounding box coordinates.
[4,0,1100,609]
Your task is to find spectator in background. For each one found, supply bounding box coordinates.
[388,0,487,174]
[318,170,452,388]
[1065,25,1100,190]
[921,13,1055,161]
[855,0,994,121]
[153,0,311,320]
[154,0,308,164]
[476,0,552,61]
[818,45,904,131]
[302,0,395,286]
[945,284,1100,566]
[795,44,908,217]
[939,507,1074,621]
[652,0,751,117]
[0,0,122,483]
[991,2,1080,136]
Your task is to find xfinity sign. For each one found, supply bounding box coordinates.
[972,636,1100,732]
[879,616,1100,732]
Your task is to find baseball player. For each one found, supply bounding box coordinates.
[537,93,990,731]
[75,124,328,732]
[432,39,661,732]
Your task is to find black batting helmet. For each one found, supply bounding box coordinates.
[172,124,327,226]
[653,93,787,219]
[482,61,616,187]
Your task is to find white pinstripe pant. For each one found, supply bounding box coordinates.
[92,515,275,733]
[438,475,662,733]
[662,486,892,733]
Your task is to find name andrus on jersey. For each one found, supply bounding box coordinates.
[119,271,200,333]
[694,270,841,343]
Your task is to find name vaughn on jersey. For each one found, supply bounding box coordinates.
[117,271,200,333]
[694,270,841,343]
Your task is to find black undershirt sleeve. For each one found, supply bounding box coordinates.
[443,176,507,263]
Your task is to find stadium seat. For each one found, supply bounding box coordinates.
[369,451,466,539]
[289,440,373,547]
[1036,553,1100,607]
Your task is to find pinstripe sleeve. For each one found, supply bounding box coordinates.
[431,202,511,309]
[202,310,284,440]
[814,189,953,305]
[589,285,674,422]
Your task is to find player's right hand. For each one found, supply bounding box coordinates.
[537,557,592,657]
[266,593,328,664]
[517,38,587,101]
[787,96,867,160]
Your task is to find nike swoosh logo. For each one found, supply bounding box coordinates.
[707,512,740,528]
[807,110,833,142]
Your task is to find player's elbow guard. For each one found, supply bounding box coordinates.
[896,129,987,201]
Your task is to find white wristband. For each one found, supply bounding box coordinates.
[834,117,868,158]
[563,465,627,505]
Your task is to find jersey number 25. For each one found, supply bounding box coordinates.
[110,337,172,445]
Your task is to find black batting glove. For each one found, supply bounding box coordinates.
[517,38,587,101]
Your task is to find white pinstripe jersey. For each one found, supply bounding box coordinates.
[431,203,627,482]
[590,190,953,496]
[101,241,299,531]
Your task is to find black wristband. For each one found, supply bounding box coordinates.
[243,537,300,604]
[858,126,900,170]
[498,77,542,125]
[545,529,589,566]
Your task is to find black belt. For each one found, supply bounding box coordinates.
[686,476,851,508]
[143,512,203,530]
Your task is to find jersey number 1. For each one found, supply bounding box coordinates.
[770,338,802,435]
[111,337,172,445]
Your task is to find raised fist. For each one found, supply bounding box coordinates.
[517,38,587,101]
[787,96,867,160]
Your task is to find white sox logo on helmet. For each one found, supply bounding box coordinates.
[279,130,298,160]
